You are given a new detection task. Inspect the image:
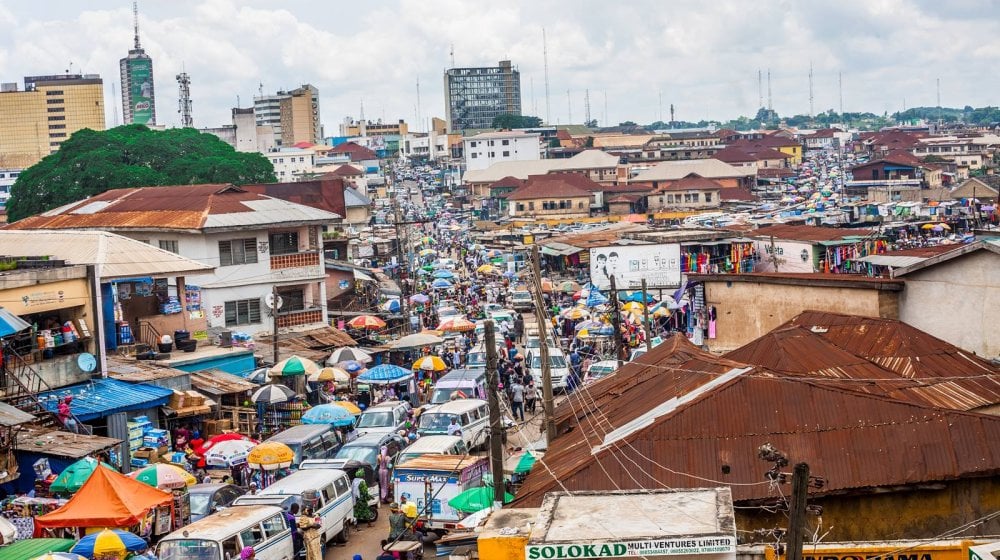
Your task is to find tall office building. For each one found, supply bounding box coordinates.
[119,2,156,125]
[444,60,521,132]
[254,84,321,146]
[0,74,105,168]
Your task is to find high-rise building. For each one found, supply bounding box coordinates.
[255,84,321,146]
[444,60,521,132]
[0,74,105,168]
[119,2,156,125]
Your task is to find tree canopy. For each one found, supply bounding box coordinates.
[7,124,277,221]
[491,114,543,129]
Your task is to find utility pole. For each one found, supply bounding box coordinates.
[529,245,556,443]
[393,199,410,334]
[786,463,811,560]
[608,275,625,366]
[483,320,506,505]
[271,285,280,364]
[641,278,652,352]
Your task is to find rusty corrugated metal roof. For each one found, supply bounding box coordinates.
[515,343,1000,508]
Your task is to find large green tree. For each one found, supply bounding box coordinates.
[491,114,543,129]
[7,124,277,221]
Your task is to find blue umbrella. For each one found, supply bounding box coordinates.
[380,299,401,313]
[432,269,455,279]
[0,307,31,338]
[302,404,356,427]
[339,360,365,373]
[71,529,147,557]
[618,291,656,303]
[358,364,412,384]
[431,278,453,289]
[586,290,609,307]
[502,270,518,279]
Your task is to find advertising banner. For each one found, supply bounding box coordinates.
[589,244,681,290]
[128,58,153,124]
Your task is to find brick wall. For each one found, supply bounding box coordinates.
[270,251,320,270]
[277,309,323,328]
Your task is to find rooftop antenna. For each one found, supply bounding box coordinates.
[670,103,675,126]
[838,71,843,115]
[543,28,551,125]
[758,69,763,108]
[258,82,263,97]
[416,77,422,132]
[767,69,773,112]
[176,70,192,127]
[808,61,814,118]
[584,89,591,126]
[132,1,141,49]
[449,43,455,68]
[359,99,365,121]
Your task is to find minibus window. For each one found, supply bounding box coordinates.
[334,476,350,496]
[322,485,335,502]
[222,537,240,560]
[239,525,265,549]
[262,515,285,538]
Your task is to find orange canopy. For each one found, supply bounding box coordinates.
[35,465,173,531]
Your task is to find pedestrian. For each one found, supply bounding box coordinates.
[297,507,323,558]
[524,378,537,414]
[285,503,302,554]
[57,396,79,434]
[513,315,524,343]
[388,502,409,541]
[510,379,525,422]
[377,446,391,503]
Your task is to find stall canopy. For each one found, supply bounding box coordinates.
[34,465,172,531]
[0,307,31,338]
[38,379,174,422]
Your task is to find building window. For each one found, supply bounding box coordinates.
[516,204,524,211]
[704,192,713,203]
[45,90,64,96]
[47,116,65,121]
[49,133,67,138]
[219,238,259,266]
[470,153,477,158]
[48,124,66,130]
[528,201,535,210]
[277,288,305,311]
[470,141,477,148]
[158,240,179,253]
[45,99,63,104]
[502,151,510,157]
[225,299,262,327]
[502,139,510,146]
[269,231,299,255]
[578,202,584,209]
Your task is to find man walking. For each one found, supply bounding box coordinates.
[510,378,525,422]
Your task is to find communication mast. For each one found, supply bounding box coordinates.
[176,72,193,127]
[543,28,551,125]
[584,89,591,126]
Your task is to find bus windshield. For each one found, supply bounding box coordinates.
[158,539,220,560]
[419,413,458,432]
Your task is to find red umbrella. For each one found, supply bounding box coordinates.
[195,433,257,456]
[347,315,387,329]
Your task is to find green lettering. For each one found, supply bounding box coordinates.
[568,546,582,558]
[542,547,556,559]
[614,544,628,556]
[599,545,613,556]
[528,548,540,560]
[583,545,597,557]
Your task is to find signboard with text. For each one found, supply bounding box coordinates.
[589,244,681,290]
[527,536,736,559]
[127,57,154,124]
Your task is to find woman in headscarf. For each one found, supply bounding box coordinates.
[240,546,256,560]
[377,445,391,503]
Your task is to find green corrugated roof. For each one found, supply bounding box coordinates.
[0,538,75,560]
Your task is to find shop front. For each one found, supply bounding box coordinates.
[107,276,208,352]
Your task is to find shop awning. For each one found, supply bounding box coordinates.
[39,378,174,422]
[0,307,31,338]
[0,401,35,427]
[353,268,376,282]
[190,369,258,396]
[540,242,582,256]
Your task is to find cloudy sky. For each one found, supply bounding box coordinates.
[0,0,998,132]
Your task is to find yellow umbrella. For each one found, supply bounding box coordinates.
[247,441,295,471]
[622,302,646,314]
[920,223,936,230]
[561,307,590,320]
[652,307,671,318]
[476,264,496,274]
[308,366,350,383]
[331,400,362,415]
[413,355,447,372]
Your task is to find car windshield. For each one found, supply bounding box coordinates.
[335,445,377,466]
[357,411,394,428]
[467,353,486,366]
[512,292,531,300]
[158,540,220,560]
[419,413,458,432]
[531,355,567,369]
[188,493,212,516]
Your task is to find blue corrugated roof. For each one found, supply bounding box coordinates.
[39,378,174,421]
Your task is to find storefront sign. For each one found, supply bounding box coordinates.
[753,239,814,273]
[528,537,736,559]
[7,278,90,315]
[589,243,681,290]
[766,542,975,560]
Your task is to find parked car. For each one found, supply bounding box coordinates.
[355,400,412,438]
[584,360,619,384]
[188,483,246,522]
[511,290,533,312]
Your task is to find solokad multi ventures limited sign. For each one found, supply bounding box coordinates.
[527,536,736,559]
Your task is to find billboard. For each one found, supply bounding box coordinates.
[589,244,681,290]
[127,57,154,124]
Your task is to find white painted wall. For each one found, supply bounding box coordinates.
[463,133,540,171]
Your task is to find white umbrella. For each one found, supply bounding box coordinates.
[388,332,445,350]
[202,439,256,467]
[327,347,373,365]
[251,384,296,404]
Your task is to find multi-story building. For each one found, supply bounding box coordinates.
[463,130,541,172]
[200,107,276,153]
[444,60,521,132]
[0,168,23,208]
[119,19,156,125]
[254,84,322,146]
[0,74,105,168]
[8,184,340,337]
[264,147,318,181]
[339,118,409,138]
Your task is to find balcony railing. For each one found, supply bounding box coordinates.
[270,250,321,270]
[276,308,324,328]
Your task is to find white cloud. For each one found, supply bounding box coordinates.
[0,0,997,131]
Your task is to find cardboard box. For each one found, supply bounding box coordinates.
[133,448,160,462]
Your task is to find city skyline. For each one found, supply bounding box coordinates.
[0,0,998,133]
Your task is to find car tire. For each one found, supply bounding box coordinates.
[337,525,350,544]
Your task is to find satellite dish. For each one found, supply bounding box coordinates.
[264,293,284,310]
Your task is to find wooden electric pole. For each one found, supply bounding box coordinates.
[608,275,625,365]
[641,278,652,352]
[786,462,811,560]
[483,320,506,505]
[529,245,556,444]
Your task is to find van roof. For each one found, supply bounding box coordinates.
[365,400,407,411]
[423,398,487,414]
[161,505,284,540]
[265,424,334,445]
[252,468,348,496]
[395,455,486,471]
[399,435,463,453]
[344,433,393,447]
[436,369,485,383]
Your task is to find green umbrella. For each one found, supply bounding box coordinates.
[514,451,536,475]
[447,486,514,513]
[49,457,117,494]
[268,355,320,377]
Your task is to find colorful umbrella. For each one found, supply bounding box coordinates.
[347,315,387,329]
[196,432,255,454]
[447,486,514,513]
[419,248,437,257]
[32,554,87,560]
[431,278,453,289]
[420,236,436,245]
[621,302,647,314]
[247,442,295,471]
[558,281,581,293]
[251,383,296,404]
[409,294,431,304]
[328,347,373,364]
[129,463,197,489]
[201,438,257,467]
[380,299,401,313]
[358,364,412,384]
[437,316,476,332]
[586,290,609,307]
[330,400,363,415]
[575,320,605,331]
[476,264,497,274]
[652,307,671,318]
[339,360,366,374]
[484,249,502,258]
[514,451,537,474]
[560,307,590,320]
[619,291,656,303]
[268,355,321,377]
[49,457,116,494]
[539,278,554,293]
[412,355,448,372]
[308,366,350,383]
[432,269,456,279]
[70,529,147,558]
[302,404,356,427]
